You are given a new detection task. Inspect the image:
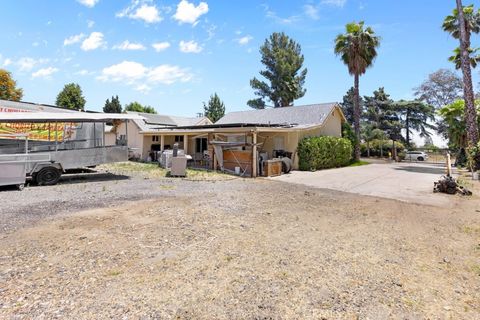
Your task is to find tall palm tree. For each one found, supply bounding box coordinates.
[443,1,480,147]
[334,22,380,161]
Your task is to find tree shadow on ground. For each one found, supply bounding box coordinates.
[393,165,446,175]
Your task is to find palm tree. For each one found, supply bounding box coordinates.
[448,46,480,69]
[443,1,480,147]
[334,22,380,161]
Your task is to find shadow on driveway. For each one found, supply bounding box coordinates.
[393,164,446,175]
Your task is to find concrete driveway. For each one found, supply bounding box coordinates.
[268,161,454,207]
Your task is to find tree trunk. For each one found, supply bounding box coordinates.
[353,73,361,161]
[405,109,410,147]
[367,141,370,157]
[456,0,480,147]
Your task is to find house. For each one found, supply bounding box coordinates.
[116,112,212,160]
[146,103,346,176]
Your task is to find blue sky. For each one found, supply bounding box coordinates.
[0,0,476,117]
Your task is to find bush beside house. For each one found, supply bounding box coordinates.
[298,136,352,171]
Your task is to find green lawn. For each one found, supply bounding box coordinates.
[348,160,370,167]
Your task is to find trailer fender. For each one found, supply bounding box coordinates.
[30,162,64,174]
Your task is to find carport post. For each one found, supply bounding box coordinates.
[184,134,188,154]
[160,135,165,151]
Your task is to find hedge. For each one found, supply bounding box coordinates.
[298,136,352,171]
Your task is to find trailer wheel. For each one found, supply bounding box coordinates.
[17,184,25,191]
[35,167,61,186]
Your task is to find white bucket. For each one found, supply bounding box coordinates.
[235,167,241,175]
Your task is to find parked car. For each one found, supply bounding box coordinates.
[405,151,428,161]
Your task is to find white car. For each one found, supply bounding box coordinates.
[405,151,428,161]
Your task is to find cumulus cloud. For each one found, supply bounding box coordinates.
[117,1,162,24]
[179,40,202,53]
[303,4,320,20]
[81,32,106,51]
[17,57,49,72]
[152,41,171,52]
[77,0,99,8]
[64,33,85,46]
[173,0,209,25]
[75,69,93,76]
[32,67,58,79]
[321,0,346,7]
[113,40,146,51]
[2,58,12,67]
[98,60,193,91]
[237,35,253,45]
[87,20,95,28]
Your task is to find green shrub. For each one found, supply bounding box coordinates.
[298,136,352,171]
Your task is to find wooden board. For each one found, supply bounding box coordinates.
[263,159,282,177]
[223,149,252,176]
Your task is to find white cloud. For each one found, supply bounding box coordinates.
[77,0,100,8]
[113,40,146,51]
[32,67,58,79]
[3,58,12,67]
[237,35,253,45]
[147,65,192,84]
[263,4,300,24]
[17,57,48,72]
[173,0,209,25]
[179,40,202,53]
[304,4,320,20]
[64,33,85,46]
[98,60,193,91]
[75,69,93,76]
[321,0,347,7]
[135,84,152,94]
[152,41,171,52]
[81,32,106,51]
[117,1,162,24]
[98,61,147,83]
[87,20,95,28]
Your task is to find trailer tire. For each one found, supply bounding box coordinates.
[35,167,61,186]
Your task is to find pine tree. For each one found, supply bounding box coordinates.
[103,95,122,113]
[203,93,225,123]
[248,32,307,109]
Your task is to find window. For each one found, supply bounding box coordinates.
[195,138,208,153]
[152,136,159,142]
[175,135,184,142]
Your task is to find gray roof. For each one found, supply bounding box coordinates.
[215,103,340,127]
[127,111,211,132]
[0,99,79,113]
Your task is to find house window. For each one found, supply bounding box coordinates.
[175,135,184,142]
[195,138,208,153]
[152,136,159,142]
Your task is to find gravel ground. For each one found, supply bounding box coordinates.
[1,164,480,319]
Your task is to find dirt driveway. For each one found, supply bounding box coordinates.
[269,161,456,206]
[1,163,480,319]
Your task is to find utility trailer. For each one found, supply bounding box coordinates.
[0,112,143,187]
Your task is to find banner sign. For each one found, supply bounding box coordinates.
[0,106,76,141]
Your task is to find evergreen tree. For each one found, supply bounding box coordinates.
[103,95,122,113]
[56,83,86,111]
[341,87,363,124]
[124,102,157,114]
[203,93,226,123]
[394,100,435,147]
[248,32,307,109]
[0,69,23,101]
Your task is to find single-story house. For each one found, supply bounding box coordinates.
[136,103,346,177]
[116,112,212,161]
